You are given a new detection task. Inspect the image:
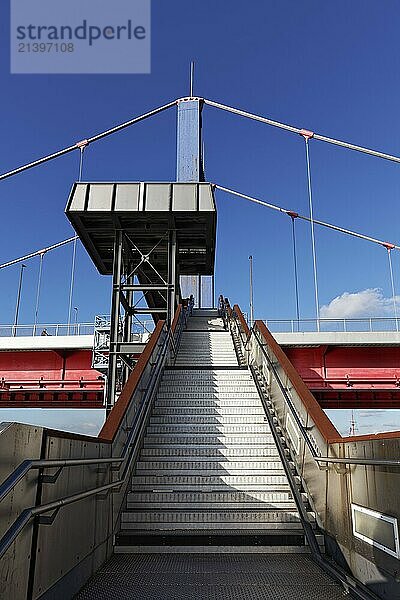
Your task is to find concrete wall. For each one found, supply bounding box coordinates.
[0,423,44,599]
[0,322,169,600]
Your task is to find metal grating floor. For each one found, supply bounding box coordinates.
[74,553,347,600]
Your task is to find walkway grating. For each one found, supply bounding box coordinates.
[74,553,346,600]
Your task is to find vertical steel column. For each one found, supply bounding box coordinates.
[106,230,123,413]
[123,265,134,382]
[167,230,177,325]
[198,276,202,309]
[177,98,205,310]
[176,98,204,182]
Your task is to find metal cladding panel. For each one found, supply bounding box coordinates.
[88,184,113,211]
[115,184,140,211]
[173,183,197,211]
[199,184,214,211]
[68,183,86,210]
[145,183,171,211]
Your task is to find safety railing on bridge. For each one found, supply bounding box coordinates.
[0,318,154,338]
[0,305,186,600]
[263,317,400,333]
[0,322,95,337]
[228,303,400,600]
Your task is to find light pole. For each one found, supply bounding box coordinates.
[13,264,26,337]
[249,255,254,327]
[74,307,78,334]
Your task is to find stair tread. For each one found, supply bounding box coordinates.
[118,322,308,547]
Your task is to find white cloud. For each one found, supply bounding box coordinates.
[320,288,400,319]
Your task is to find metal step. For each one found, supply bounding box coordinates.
[149,416,268,425]
[122,510,304,524]
[157,385,258,391]
[158,386,258,394]
[131,474,298,490]
[176,349,236,354]
[120,516,305,531]
[177,346,236,350]
[146,425,271,434]
[162,379,254,385]
[152,406,265,416]
[127,491,298,510]
[162,370,252,377]
[175,352,236,356]
[163,369,251,376]
[174,362,239,366]
[140,447,280,458]
[156,393,260,399]
[114,544,311,554]
[143,435,277,446]
[136,459,284,469]
[175,357,239,367]
[178,340,235,344]
[154,400,263,408]
[176,349,237,353]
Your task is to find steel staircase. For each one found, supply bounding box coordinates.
[116,309,315,551]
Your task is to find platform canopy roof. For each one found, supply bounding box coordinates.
[66,182,217,275]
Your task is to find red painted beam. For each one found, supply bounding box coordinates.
[284,346,400,409]
[0,388,104,408]
[313,389,400,409]
[0,348,105,409]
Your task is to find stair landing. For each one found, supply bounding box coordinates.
[74,553,346,600]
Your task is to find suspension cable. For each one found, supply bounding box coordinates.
[33,252,45,335]
[77,142,88,182]
[67,238,78,334]
[0,237,78,270]
[288,214,300,323]
[0,100,177,182]
[214,184,400,251]
[304,137,320,330]
[204,99,400,164]
[386,248,399,332]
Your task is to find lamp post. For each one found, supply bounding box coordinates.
[249,255,254,327]
[74,307,78,335]
[13,264,26,337]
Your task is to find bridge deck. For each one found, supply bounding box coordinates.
[74,553,346,600]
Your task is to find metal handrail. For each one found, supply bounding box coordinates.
[263,317,400,333]
[228,310,400,468]
[0,309,186,559]
[227,307,380,600]
[0,322,95,337]
[0,319,154,337]
[250,362,380,600]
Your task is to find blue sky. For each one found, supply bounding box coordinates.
[1,1,400,435]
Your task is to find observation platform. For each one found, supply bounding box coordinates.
[66,181,217,276]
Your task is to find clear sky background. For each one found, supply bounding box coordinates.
[1,1,400,435]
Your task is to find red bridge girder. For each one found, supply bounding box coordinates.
[312,389,400,409]
[284,345,400,409]
[0,389,104,409]
[0,349,105,409]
